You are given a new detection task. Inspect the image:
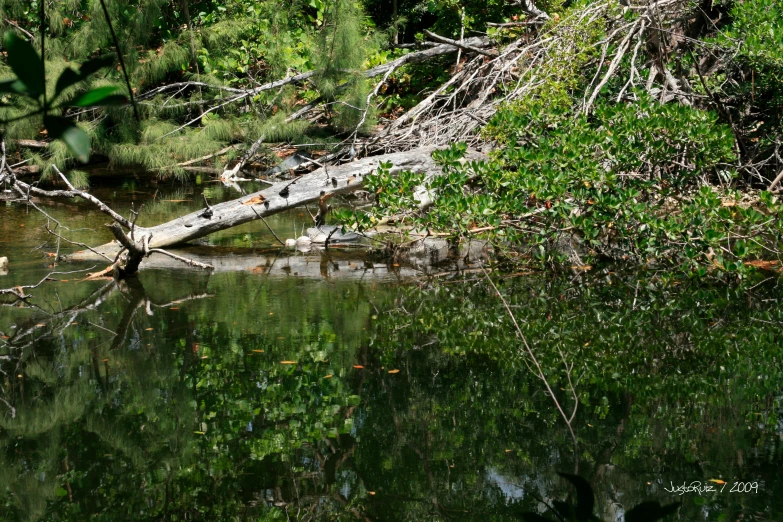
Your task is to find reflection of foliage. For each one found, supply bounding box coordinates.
[356,272,783,520]
[0,272,378,521]
[1,270,783,520]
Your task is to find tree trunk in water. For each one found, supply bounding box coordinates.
[69,147,486,264]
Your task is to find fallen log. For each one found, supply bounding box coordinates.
[69,147,487,265]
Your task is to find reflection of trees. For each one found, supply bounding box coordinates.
[0,271,384,520]
[2,272,782,520]
[340,275,783,521]
[0,277,209,521]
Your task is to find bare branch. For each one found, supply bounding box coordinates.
[147,248,214,269]
[251,206,286,246]
[423,30,497,57]
[178,144,238,167]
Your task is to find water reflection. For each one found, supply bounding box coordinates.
[1,267,782,521]
[1,173,782,521]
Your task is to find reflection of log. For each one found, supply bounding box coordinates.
[70,242,489,279]
[69,147,486,261]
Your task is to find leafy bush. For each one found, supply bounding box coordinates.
[343,93,783,277]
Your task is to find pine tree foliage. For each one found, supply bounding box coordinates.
[0,0,385,176]
[313,0,379,133]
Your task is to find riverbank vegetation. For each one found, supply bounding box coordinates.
[1,0,781,280]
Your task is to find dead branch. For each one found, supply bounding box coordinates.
[44,223,114,262]
[14,139,48,149]
[178,144,238,167]
[767,168,783,191]
[5,19,34,41]
[137,81,248,99]
[350,65,398,146]
[251,206,286,246]
[423,30,497,57]
[584,18,642,113]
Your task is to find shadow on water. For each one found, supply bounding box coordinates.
[1,173,783,521]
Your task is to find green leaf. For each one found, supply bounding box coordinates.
[55,486,68,497]
[70,86,126,107]
[4,32,45,98]
[0,78,27,95]
[44,116,90,162]
[54,67,82,97]
[79,55,115,78]
[93,94,129,105]
[625,501,681,522]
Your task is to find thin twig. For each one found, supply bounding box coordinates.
[481,267,579,472]
[98,0,140,122]
[44,223,113,262]
[178,144,238,167]
[5,19,34,40]
[251,207,285,246]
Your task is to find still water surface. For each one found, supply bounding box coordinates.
[1,173,782,521]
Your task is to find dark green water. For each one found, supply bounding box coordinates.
[1,173,782,521]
